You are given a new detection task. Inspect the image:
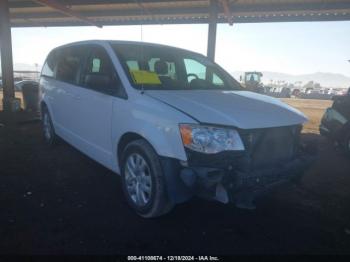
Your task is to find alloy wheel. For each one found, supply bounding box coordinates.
[125,153,152,207]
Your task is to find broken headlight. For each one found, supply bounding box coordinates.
[179,124,245,154]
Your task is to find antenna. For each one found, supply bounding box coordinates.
[134,0,147,94]
[140,24,145,94]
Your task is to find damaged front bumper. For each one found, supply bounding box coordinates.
[161,150,315,209]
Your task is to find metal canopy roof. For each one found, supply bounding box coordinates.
[8,0,350,27]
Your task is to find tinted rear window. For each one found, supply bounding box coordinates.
[55,46,85,85]
[41,50,57,78]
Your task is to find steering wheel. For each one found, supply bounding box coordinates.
[187,73,199,82]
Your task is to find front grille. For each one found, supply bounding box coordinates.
[240,125,301,168]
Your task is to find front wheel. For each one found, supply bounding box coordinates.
[120,139,173,218]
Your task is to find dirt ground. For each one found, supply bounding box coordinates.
[0,96,350,255]
[0,89,23,111]
[282,98,332,134]
[0,91,23,111]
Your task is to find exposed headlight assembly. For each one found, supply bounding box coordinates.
[179,124,245,154]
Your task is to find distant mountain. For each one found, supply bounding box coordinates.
[0,63,41,75]
[13,63,41,72]
[231,71,350,89]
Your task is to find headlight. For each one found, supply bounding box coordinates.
[179,124,245,154]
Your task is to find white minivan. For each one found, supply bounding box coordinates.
[40,40,311,217]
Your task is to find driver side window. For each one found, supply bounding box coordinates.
[184,58,224,86]
[184,59,206,82]
[81,46,123,97]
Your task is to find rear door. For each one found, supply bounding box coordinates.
[53,46,85,139]
[40,50,58,123]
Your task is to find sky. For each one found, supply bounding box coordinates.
[6,21,350,77]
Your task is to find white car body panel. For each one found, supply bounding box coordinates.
[62,84,114,168]
[110,94,196,173]
[40,40,308,175]
[42,79,114,168]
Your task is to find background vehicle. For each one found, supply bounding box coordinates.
[320,95,350,155]
[240,71,267,94]
[40,40,311,218]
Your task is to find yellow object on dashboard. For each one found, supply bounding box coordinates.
[130,70,161,85]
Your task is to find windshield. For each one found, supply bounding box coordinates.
[110,43,241,91]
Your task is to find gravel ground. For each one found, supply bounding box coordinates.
[0,112,350,255]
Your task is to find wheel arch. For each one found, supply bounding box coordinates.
[40,97,56,124]
[116,131,192,206]
[117,132,148,166]
[116,126,188,168]
[40,100,47,110]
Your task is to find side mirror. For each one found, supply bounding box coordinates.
[85,74,111,89]
[84,73,127,98]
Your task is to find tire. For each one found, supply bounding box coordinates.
[41,106,58,146]
[120,139,173,218]
[343,134,350,157]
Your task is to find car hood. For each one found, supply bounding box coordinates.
[145,90,308,129]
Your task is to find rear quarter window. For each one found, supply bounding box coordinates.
[55,47,85,85]
[41,50,57,78]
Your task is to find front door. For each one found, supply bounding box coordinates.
[70,45,123,168]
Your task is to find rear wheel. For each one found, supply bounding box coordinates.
[42,106,58,146]
[343,134,350,157]
[120,139,173,218]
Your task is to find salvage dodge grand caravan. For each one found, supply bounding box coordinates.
[40,40,311,217]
